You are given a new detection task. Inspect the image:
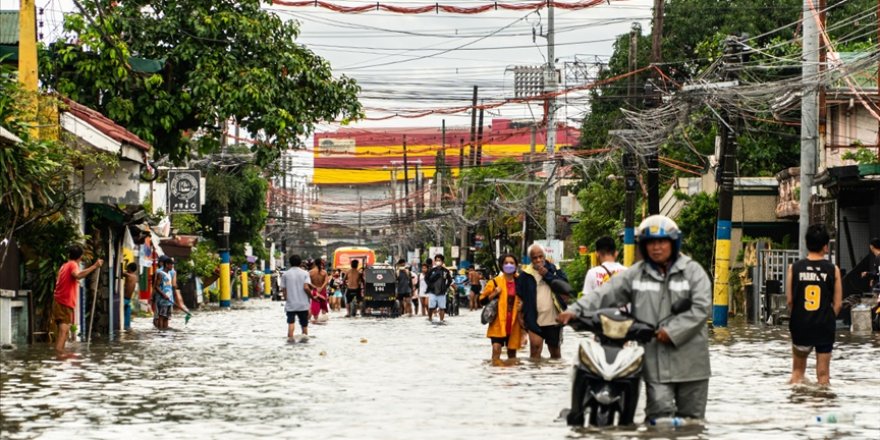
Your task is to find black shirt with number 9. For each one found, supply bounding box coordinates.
[789,259,837,346]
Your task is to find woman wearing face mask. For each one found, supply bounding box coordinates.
[480,254,525,364]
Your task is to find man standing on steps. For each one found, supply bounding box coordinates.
[425,254,452,323]
[281,254,316,340]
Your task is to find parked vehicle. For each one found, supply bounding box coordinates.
[332,247,376,270]
[363,264,400,317]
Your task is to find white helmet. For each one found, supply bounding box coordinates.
[637,215,682,260]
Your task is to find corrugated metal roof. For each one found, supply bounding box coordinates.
[0,11,19,45]
[61,97,152,152]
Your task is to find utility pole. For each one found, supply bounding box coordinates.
[647,2,663,215]
[414,162,421,218]
[523,125,537,258]
[650,0,665,65]
[18,0,38,138]
[469,86,479,166]
[476,108,485,166]
[799,0,819,258]
[403,135,410,222]
[544,0,558,241]
[439,119,446,208]
[710,37,743,328]
[358,193,363,245]
[390,168,398,224]
[622,22,641,267]
[459,138,465,171]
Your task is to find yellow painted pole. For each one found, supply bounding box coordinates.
[712,221,732,326]
[219,251,231,307]
[18,0,39,139]
[241,264,249,301]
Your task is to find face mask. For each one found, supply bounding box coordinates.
[434,261,442,267]
[502,263,517,274]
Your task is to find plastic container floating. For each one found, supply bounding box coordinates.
[649,417,702,428]
[812,412,855,424]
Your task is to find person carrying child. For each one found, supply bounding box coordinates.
[786,224,843,386]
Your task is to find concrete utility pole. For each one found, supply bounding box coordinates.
[414,162,421,218]
[647,2,663,215]
[711,37,742,328]
[622,23,641,267]
[544,1,558,240]
[476,108,485,166]
[403,135,410,221]
[650,0,665,65]
[390,168,398,223]
[799,0,820,258]
[18,0,38,138]
[469,86,479,165]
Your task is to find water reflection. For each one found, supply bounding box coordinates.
[2,300,879,439]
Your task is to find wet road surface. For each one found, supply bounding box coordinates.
[2,299,879,439]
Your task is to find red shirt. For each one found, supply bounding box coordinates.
[53,260,80,308]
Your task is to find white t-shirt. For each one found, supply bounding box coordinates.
[281,267,311,312]
[417,272,428,296]
[582,262,627,296]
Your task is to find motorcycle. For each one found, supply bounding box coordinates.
[564,298,692,427]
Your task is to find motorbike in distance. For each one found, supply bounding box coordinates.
[563,297,692,427]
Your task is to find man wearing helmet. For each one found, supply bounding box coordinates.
[558,215,712,422]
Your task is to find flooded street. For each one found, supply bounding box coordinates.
[2,299,879,439]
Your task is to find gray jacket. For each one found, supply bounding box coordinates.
[568,254,712,383]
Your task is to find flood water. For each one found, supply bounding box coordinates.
[2,299,879,439]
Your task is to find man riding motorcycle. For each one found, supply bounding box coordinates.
[558,215,712,422]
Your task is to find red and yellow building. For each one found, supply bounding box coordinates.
[312,119,580,185]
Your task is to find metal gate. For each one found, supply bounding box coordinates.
[753,248,800,325]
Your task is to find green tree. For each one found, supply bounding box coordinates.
[571,155,628,254]
[198,158,269,260]
[675,192,718,270]
[461,158,527,269]
[41,0,362,163]
[0,64,114,332]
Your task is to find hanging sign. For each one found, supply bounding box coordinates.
[168,170,202,214]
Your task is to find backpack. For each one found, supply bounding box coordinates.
[396,268,412,294]
[428,268,447,295]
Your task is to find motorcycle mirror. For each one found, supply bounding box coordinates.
[549,279,574,296]
[671,298,692,315]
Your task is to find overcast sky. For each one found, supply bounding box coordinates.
[14,0,655,131]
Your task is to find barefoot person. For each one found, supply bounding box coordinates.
[282,254,316,339]
[519,244,569,359]
[52,245,103,351]
[480,254,524,364]
[123,263,138,330]
[309,258,330,323]
[787,224,842,386]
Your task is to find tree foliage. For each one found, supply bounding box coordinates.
[571,156,628,254]
[41,0,362,163]
[461,159,527,270]
[574,0,876,255]
[198,159,269,260]
[675,192,718,270]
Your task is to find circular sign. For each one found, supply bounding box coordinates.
[376,274,384,281]
[170,172,198,201]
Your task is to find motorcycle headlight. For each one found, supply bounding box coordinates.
[578,344,601,375]
[600,315,634,339]
[617,353,643,378]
